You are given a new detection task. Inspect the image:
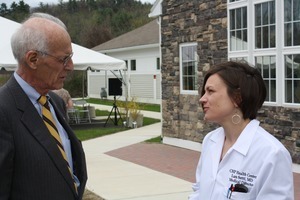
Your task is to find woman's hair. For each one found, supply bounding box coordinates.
[201,61,267,120]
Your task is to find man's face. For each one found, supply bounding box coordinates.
[37,49,73,90]
[35,37,74,92]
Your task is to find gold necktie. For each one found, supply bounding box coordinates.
[38,95,77,194]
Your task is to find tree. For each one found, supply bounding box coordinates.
[1,1,29,22]
[0,3,9,16]
[1,0,153,96]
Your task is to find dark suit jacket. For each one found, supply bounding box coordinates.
[0,76,87,200]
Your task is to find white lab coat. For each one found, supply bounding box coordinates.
[189,120,294,200]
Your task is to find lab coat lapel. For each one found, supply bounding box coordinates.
[209,129,225,178]
[232,120,259,156]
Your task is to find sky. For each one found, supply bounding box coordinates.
[0,0,156,8]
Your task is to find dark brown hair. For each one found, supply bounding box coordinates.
[201,61,266,119]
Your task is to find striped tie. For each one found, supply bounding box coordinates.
[38,95,78,194]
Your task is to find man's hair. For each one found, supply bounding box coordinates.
[10,12,66,63]
[29,12,67,29]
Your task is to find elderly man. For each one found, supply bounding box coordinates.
[0,13,87,199]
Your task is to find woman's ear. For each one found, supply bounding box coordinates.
[25,50,39,69]
[233,88,242,107]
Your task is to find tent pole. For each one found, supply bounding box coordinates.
[82,70,85,99]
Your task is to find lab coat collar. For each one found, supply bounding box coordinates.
[231,119,260,156]
[209,119,260,156]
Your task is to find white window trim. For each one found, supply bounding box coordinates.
[179,42,198,95]
[228,0,300,107]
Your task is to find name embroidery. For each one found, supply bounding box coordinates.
[229,169,257,187]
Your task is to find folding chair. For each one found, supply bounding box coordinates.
[67,108,78,124]
[73,100,91,123]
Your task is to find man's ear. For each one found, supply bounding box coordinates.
[25,50,39,69]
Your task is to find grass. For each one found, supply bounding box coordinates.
[144,136,162,143]
[74,126,126,141]
[95,109,110,116]
[73,99,161,141]
[74,115,160,141]
[86,98,160,112]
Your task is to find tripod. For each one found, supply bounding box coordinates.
[104,96,123,127]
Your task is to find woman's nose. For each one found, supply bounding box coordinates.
[199,95,206,103]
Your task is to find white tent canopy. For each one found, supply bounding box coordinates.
[0,16,126,71]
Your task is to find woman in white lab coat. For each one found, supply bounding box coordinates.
[189,61,294,200]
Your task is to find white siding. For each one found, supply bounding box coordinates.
[88,45,161,104]
[130,74,154,98]
[88,72,161,104]
[156,74,161,99]
[88,73,105,98]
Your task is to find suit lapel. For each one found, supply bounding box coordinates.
[7,77,78,197]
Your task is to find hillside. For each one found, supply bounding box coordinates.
[0,0,153,48]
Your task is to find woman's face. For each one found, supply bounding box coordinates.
[200,74,237,125]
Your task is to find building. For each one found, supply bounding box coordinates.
[90,20,161,104]
[151,0,300,163]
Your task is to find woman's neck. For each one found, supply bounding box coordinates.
[223,118,251,144]
[219,119,251,162]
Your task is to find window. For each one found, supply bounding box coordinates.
[255,1,276,49]
[284,0,300,46]
[228,0,300,106]
[125,60,128,69]
[156,57,160,70]
[230,6,248,51]
[130,60,136,71]
[285,54,300,103]
[180,43,198,94]
[230,57,248,62]
[256,55,276,102]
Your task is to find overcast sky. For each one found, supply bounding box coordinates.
[0,0,156,8]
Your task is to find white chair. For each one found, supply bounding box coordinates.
[73,100,91,123]
[67,108,78,124]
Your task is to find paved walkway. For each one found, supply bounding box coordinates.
[82,123,193,200]
[82,104,300,200]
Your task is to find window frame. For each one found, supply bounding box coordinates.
[228,0,300,107]
[130,59,136,71]
[156,57,161,70]
[179,42,199,95]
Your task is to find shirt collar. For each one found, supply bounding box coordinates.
[209,119,260,156]
[14,72,43,104]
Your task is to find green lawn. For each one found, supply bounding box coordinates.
[144,136,162,143]
[74,126,127,141]
[74,114,160,141]
[86,98,160,112]
[73,99,161,141]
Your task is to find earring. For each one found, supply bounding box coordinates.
[232,111,241,125]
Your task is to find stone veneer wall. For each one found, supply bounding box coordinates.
[160,0,300,164]
[257,107,300,163]
[160,0,228,141]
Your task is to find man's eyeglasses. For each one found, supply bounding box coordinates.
[36,50,73,67]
